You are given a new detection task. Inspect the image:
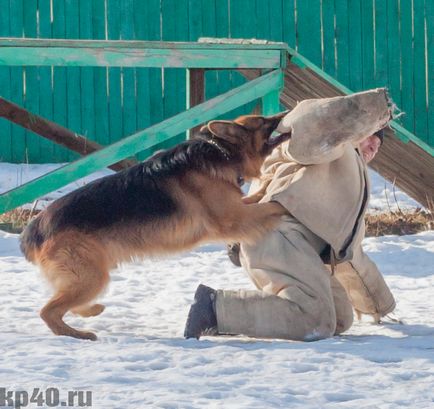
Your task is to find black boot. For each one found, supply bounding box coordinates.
[184,284,218,339]
[227,242,241,267]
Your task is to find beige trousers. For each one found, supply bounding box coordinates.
[215,215,354,341]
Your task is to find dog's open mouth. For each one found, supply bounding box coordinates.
[266,131,292,146]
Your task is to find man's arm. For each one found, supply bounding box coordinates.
[276,89,393,165]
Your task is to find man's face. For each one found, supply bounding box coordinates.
[359,134,382,163]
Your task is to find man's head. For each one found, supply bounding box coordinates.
[359,129,384,163]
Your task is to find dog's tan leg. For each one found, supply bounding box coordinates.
[41,293,100,341]
[39,232,110,340]
[71,304,105,318]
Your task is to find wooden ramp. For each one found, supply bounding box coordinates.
[280,53,434,210]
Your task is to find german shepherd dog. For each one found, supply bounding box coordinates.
[20,113,291,340]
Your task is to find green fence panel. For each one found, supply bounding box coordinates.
[229,0,257,118]
[23,0,39,163]
[0,0,11,161]
[107,0,123,146]
[427,0,434,146]
[8,0,26,163]
[400,0,415,133]
[52,0,70,162]
[134,0,152,133]
[413,0,428,140]
[348,0,363,91]
[79,0,96,150]
[321,0,336,78]
[120,0,137,140]
[92,0,110,149]
[65,0,82,161]
[297,0,322,66]
[361,0,375,91]
[1,0,434,164]
[334,0,350,86]
[37,0,54,163]
[386,0,402,111]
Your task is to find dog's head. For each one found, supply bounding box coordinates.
[200,112,291,179]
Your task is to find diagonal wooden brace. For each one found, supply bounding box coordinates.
[0,97,137,171]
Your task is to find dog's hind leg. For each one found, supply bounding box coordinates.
[40,267,108,341]
[39,233,110,340]
[41,292,103,341]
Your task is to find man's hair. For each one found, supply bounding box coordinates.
[374,128,385,145]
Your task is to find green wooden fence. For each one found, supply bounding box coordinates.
[1,0,433,163]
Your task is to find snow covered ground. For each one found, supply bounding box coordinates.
[1,164,433,409]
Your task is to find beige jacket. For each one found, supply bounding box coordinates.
[246,89,396,317]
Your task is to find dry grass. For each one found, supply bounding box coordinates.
[365,209,433,237]
[0,207,40,234]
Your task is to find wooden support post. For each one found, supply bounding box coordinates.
[0,97,137,171]
[261,70,284,116]
[261,89,281,116]
[186,69,205,138]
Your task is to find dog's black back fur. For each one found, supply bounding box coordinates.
[20,134,242,255]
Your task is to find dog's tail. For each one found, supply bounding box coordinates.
[20,216,45,263]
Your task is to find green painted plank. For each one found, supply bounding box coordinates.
[37,0,55,163]
[0,0,11,161]
[231,0,256,39]
[162,0,189,146]
[0,69,284,213]
[141,0,164,161]
[361,0,375,90]
[426,0,434,146]
[0,38,288,51]
[386,0,401,111]
[400,0,415,132]
[348,0,363,91]
[282,0,296,48]
[268,0,284,42]
[321,0,336,77]
[374,0,388,88]
[92,0,110,147]
[229,0,258,119]
[334,0,350,87]
[189,0,203,41]
[120,0,137,139]
[413,0,428,141]
[134,0,151,132]
[261,75,283,115]
[52,0,70,162]
[107,0,123,144]
[0,45,282,69]
[23,0,39,163]
[256,0,271,40]
[201,0,218,37]
[297,0,322,66]
[79,0,96,149]
[200,0,220,111]
[213,0,231,116]
[8,0,26,163]
[65,0,81,161]
[390,121,434,156]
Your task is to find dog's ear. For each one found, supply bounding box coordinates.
[207,120,249,144]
